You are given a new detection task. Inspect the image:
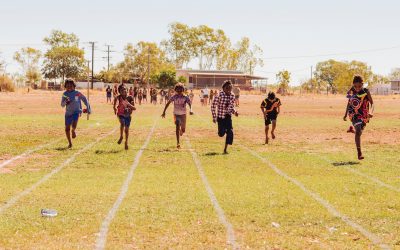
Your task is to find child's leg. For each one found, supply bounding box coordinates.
[271,120,277,139]
[65,124,72,147]
[355,124,364,159]
[265,125,270,144]
[71,118,79,139]
[118,117,124,144]
[175,116,181,147]
[124,126,129,150]
[180,115,186,135]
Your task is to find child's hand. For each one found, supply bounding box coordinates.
[189,111,194,115]
[113,107,117,115]
[368,114,373,118]
[234,111,239,117]
[343,116,347,121]
[213,118,217,124]
[161,113,166,118]
[132,107,136,111]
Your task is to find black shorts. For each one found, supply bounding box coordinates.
[265,113,278,126]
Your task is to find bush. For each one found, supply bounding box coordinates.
[0,75,15,92]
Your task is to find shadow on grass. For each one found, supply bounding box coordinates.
[95,149,122,154]
[204,152,221,156]
[55,146,70,151]
[332,161,360,167]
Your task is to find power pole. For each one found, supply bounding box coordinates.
[147,46,150,87]
[89,42,96,89]
[103,44,114,71]
[86,60,90,120]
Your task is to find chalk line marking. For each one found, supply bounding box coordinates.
[241,144,391,250]
[95,122,157,250]
[185,137,238,249]
[0,128,117,214]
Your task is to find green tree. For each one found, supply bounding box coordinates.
[153,70,177,89]
[276,70,291,95]
[14,47,42,86]
[42,30,85,82]
[162,22,193,68]
[122,41,173,84]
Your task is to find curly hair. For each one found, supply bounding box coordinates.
[353,75,363,84]
[64,79,76,88]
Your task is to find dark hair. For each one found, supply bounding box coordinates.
[268,91,276,99]
[353,75,363,84]
[222,80,232,89]
[118,84,126,94]
[174,83,184,91]
[64,79,76,88]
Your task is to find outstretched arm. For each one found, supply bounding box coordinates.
[113,97,118,115]
[161,100,172,118]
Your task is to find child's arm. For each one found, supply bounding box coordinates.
[161,100,172,118]
[367,90,374,117]
[343,102,349,121]
[79,93,91,114]
[211,95,219,123]
[61,94,69,107]
[229,96,238,116]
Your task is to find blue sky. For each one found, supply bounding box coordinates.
[1,0,399,84]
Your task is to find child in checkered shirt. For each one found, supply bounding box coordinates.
[211,80,239,154]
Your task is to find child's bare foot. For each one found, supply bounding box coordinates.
[223,150,229,154]
[68,143,72,148]
[117,137,123,144]
[347,126,355,133]
[177,144,181,149]
[125,144,128,150]
[358,153,364,160]
[271,132,276,139]
[265,137,269,144]
[72,130,76,139]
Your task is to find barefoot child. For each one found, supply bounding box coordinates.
[211,80,239,154]
[113,85,136,150]
[260,92,281,144]
[343,75,374,160]
[161,83,193,149]
[61,79,91,148]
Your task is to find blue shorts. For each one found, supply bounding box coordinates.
[118,115,132,127]
[65,113,80,126]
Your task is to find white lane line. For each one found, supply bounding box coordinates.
[95,122,157,250]
[317,154,400,193]
[0,138,63,170]
[185,137,238,249]
[0,123,101,170]
[241,144,390,250]
[0,128,117,215]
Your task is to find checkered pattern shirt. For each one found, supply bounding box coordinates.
[211,91,236,120]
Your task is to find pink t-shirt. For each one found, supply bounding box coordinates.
[170,94,191,115]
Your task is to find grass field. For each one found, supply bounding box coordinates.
[0,90,400,249]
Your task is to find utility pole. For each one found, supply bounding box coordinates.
[103,44,114,71]
[147,46,150,87]
[89,42,96,89]
[86,60,90,120]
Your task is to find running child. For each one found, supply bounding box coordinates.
[61,79,91,148]
[260,92,281,144]
[161,83,193,149]
[113,84,136,150]
[343,75,374,160]
[211,80,239,154]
